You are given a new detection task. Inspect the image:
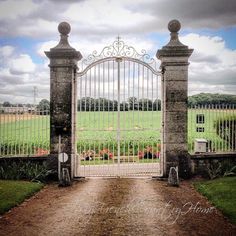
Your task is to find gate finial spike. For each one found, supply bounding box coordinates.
[116,35,121,52]
[116,35,121,42]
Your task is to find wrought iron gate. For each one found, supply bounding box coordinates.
[75,38,162,177]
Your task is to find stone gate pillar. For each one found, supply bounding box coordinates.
[45,22,82,182]
[157,20,193,179]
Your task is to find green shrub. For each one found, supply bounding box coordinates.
[214,115,236,150]
[207,159,236,179]
[0,160,54,182]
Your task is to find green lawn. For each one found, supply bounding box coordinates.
[0,180,44,215]
[194,176,236,224]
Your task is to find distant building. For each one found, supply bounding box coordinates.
[0,106,36,114]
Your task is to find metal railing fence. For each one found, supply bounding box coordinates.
[0,106,50,157]
[188,104,236,154]
[1,104,235,157]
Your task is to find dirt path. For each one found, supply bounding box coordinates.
[0,179,235,236]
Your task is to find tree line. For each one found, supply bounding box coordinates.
[2,93,236,111]
[188,93,236,107]
[77,97,161,111]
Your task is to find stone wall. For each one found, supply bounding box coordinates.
[0,156,48,165]
[191,153,236,178]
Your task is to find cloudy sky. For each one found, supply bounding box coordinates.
[0,0,236,104]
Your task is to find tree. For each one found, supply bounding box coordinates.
[26,104,32,108]
[138,98,153,111]
[153,99,161,111]
[188,93,236,107]
[3,101,11,107]
[214,116,236,150]
[37,99,50,111]
[120,102,129,111]
[128,97,138,110]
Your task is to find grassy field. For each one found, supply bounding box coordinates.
[194,177,236,224]
[0,114,49,156]
[0,180,44,215]
[0,109,235,156]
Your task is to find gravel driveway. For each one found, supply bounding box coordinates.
[0,178,235,236]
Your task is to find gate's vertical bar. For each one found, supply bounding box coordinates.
[228,104,230,152]
[128,61,131,166]
[0,110,1,156]
[117,57,121,175]
[232,104,233,151]
[14,104,17,155]
[78,67,82,176]
[98,62,101,174]
[160,70,165,176]
[123,60,126,175]
[137,63,140,165]
[1,110,4,156]
[10,107,13,155]
[92,66,95,168]
[112,60,115,171]
[132,62,135,164]
[233,104,235,151]
[102,61,105,174]
[107,61,111,175]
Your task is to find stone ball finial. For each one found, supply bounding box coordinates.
[58,22,71,35]
[168,19,181,33]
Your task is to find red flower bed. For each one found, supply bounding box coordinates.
[35,148,49,156]
[99,148,113,160]
[138,146,160,159]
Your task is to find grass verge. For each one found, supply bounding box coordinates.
[194,176,236,224]
[0,180,44,215]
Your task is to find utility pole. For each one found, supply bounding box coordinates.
[33,86,38,106]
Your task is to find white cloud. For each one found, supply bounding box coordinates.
[180,33,236,95]
[18,19,58,38]
[1,0,236,103]
[181,34,236,67]
[37,40,58,58]
[0,45,48,103]
[0,0,38,20]
[0,45,14,58]
[63,0,155,33]
[1,0,236,38]
[9,54,36,75]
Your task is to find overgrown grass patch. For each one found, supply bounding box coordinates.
[0,180,43,215]
[0,160,54,182]
[194,176,236,224]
